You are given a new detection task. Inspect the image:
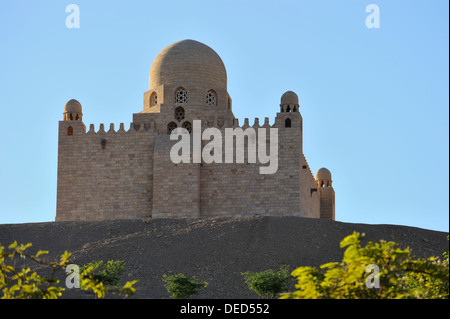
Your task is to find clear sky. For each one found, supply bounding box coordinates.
[0,0,448,232]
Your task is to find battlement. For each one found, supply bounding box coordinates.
[234,112,301,130]
[60,121,159,137]
[86,122,158,134]
[235,117,272,128]
[61,111,301,139]
[302,154,316,183]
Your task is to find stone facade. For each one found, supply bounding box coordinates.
[55,40,335,222]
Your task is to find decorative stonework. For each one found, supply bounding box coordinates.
[206,90,216,106]
[167,121,177,134]
[182,121,192,133]
[175,107,185,122]
[175,88,187,104]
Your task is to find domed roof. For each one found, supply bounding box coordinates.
[64,99,82,113]
[149,39,227,90]
[281,91,298,105]
[315,167,332,181]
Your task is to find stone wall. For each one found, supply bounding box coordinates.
[56,121,155,221]
[152,135,200,218]
[56,110,323,221]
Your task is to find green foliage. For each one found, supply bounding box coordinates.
[80,260,125,287]
[242,265,292,298]
[162,273,208,299]
[0,241,137,299]
[281,232,449,299]
[401,235,449,298]
[443,236,449,261]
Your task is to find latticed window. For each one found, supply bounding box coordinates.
[175,88,187,103]
[206,90,216,106]
[175,107,185,122]
[150,92,157,107]
[167,122,177,134]
[182,121,192,134]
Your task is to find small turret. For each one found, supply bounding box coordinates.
[63,99,83,121]
[62,99,85,136]
[280,91,299,113]
[315,167,332,188]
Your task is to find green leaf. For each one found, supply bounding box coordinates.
[35,250,49,258]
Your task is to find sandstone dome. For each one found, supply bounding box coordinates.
[315,167,332,181]
[149,39,227,90]
[64,99,82,114]
[281,91,298,105]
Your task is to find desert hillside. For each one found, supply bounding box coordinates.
[0,216,448,298]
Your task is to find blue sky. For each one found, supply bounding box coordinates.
[0,0,448,232]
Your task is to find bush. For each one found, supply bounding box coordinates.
[162,273,208,299]
[242,265,292,298]
[400,235,449,298]
[80,260,125,287]
[281,232,449,299]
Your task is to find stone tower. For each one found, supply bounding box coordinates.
[315,167,335,220]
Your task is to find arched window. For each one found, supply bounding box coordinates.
[67,126,73,136]
[175,87,187,103]
[69,113,73,120]
[167,122,177,134]
[182,121,192,134]
[286,105,291,113]
[150,91,157,107]
[285,118,291,128]
[75,114,79,120]
[206,90,217,106]
[175,106,185,122]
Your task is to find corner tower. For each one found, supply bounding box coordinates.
[276,90,303,153]
[315,168,335,220]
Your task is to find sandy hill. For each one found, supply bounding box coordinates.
[0,216,448,298]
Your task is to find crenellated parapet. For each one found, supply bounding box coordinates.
[302,154,315,183]
[85,122,159,135]
[233,114,301,130]
[61,120,160,138]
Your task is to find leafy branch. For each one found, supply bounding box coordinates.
[0,241,137,299]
